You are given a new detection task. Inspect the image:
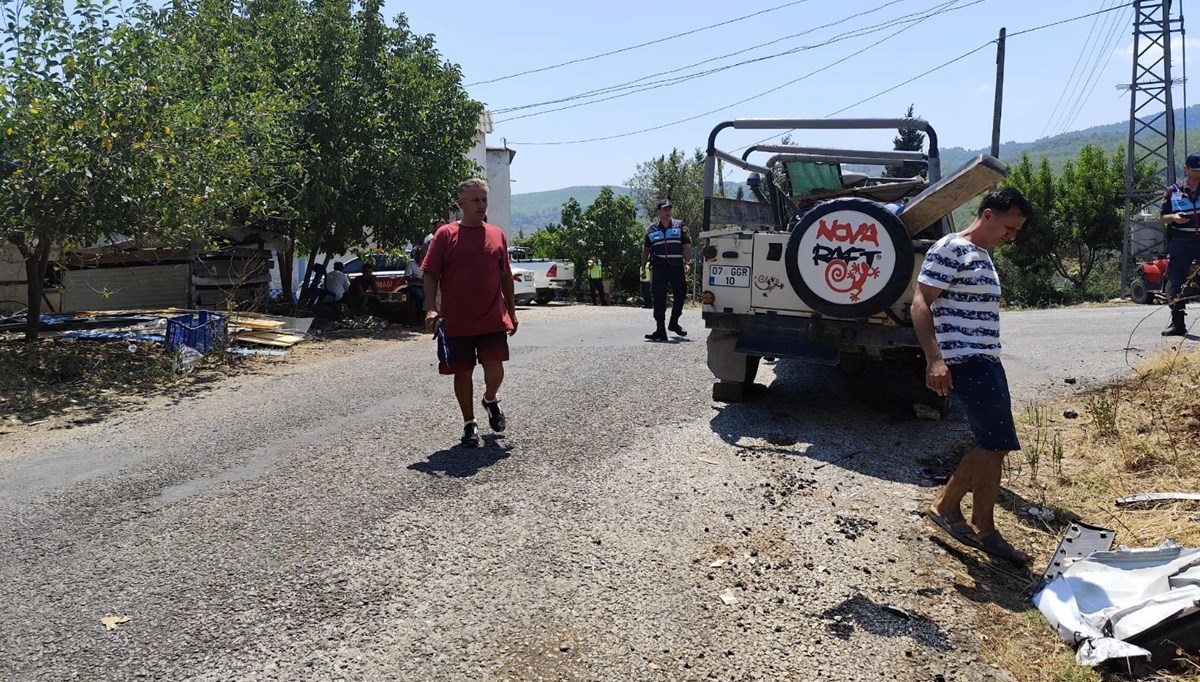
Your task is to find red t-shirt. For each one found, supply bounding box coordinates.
[421,221,513,336]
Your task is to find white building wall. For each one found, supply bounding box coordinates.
[486,147,515,236]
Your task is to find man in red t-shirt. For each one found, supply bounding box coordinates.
[422,178,518,447]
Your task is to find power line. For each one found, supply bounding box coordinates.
[1041,0,1114,138]
[1057,5,1130,134]
[495,0,969,125]
[464,0,816,87]
[508,1,959,146]
[510,1,1135,147]
[825,43,993,117]
[1048,0,1124,135]
[491,0,914,116]
[1044,2,1118,135]
[744,1,1137,151]
[1006,1,1134,38]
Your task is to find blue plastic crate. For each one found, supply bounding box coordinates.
[166,311,227,354]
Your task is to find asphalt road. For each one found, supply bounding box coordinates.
[0,301,1183,681]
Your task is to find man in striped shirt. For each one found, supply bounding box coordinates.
[912,188,1033,565]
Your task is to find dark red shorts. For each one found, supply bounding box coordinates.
[436,330,510,375]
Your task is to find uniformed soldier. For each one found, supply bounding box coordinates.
[640,199,692,341]
[1159,152,1200,336]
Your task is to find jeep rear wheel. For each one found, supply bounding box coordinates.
[784,197,914,318]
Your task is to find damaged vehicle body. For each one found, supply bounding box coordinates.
[699,118,1008,410]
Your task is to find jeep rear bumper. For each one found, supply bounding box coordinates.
[703,311,919,364]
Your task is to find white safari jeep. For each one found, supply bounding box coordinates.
[700,118,1007,408]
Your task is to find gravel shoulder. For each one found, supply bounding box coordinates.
[2,303,1163,681]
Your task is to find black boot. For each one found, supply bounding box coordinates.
[645,327,668,342]
[668,320,687,337]
[1163,309,1187,337]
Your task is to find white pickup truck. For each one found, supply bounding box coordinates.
[508,248,575,304]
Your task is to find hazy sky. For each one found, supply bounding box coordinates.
[390,0,1195,193]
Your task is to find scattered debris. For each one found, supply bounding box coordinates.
[0,308,311,352]
[1040,521,1116,585]
[709,558,728,568]
[1115,492,1200,508]
[100,615,130,631]
[881,604,914,620]
[333,315,388,331]
[1064,377,1077,385]
[1027,506,1056,522]
[1063,408,1079,419]
[719,588,739,605]
[1034,540,1200,668]
[696,456,719,465]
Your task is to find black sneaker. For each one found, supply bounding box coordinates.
[645,329,668,342]
[482,398,506,432]
[668,322,687,337]
[461,421,480,447]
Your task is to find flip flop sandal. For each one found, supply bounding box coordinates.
[925,508,982,549]
[975,530,1030,565]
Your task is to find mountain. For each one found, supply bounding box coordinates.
[511,183,746,233]
[512,106,1200,232]
[509,186,632,234]
[941,104,1200,173]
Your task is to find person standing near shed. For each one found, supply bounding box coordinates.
[422,179,518,447]
[640,199,691,341]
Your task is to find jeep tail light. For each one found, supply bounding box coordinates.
[702,290,715,305]
[703,245,718,260]
[546,264,557,278]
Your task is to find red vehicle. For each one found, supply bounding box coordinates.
[1129,253,1200,305]
[1129,254,1168,305]
[345,254,408,302]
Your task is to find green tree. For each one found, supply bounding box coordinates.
[1051,145,1125,295]
[142,0,311,294]
[626,148,705,241]
[1,0,215,340]
[568,187,641,293]
[997,145,1160,303]
[288,0,480,296]
[996,153,1060,304]
[884,104,926,179]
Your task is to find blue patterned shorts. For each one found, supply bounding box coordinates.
[949,355,1021,452]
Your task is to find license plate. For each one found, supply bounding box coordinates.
[709,265,750,288]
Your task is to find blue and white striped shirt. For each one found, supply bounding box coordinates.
[917,234,1002,364]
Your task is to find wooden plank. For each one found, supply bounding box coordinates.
[898,155,1007,236]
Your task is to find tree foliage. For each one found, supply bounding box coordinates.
[1,0,483,333]
[1,0,214,340]
[996,145,1160,303]
[626,148,705,242]
[884,104,926,179]
[514,186,642,297]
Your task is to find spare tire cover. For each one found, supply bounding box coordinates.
[784,197,914,319]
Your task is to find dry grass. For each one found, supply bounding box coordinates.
[0,339,238,423]
[974,348,1200,682]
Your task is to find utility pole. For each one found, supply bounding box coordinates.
[1120,0,1181,295]
[991,27,1006,158]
